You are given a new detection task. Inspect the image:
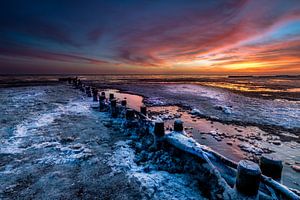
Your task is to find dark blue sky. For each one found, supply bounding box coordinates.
[1,0,300,74]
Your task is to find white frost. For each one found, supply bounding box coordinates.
[1,94,92,154]
[108,140,204,200]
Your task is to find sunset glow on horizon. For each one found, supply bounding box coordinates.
[0,0,300,75]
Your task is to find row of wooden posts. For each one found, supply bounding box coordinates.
[68,77,299,199]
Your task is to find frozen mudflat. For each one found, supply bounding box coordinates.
[92,82,300,190]
[108,140,204,199]
[101,83,300,131]
[0,84,205,199]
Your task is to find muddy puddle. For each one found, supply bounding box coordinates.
[101,88,300,190]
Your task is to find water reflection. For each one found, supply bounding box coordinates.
[148,105,300,189]
[100,89,144,111]
[100,89,300,189]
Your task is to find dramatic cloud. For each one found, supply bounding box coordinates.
[0,0,299,74]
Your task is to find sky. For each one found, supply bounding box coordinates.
[0,0,300,75]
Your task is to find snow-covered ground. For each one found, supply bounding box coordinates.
[108,140,204,200]
[0,84,210,199]
[0,85,144,199]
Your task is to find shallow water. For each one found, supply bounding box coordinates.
[101,89,300,190]
[102,89,144,111]
[164,84,300,130]
[1,75,299,191]
[148,106,300,189]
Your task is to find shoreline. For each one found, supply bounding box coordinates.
[1,75,299,101]
[0,80,298,198]
[68,79,300,197]
[1,80,299,144]
[88,82,300,139]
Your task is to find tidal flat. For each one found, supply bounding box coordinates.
[0,75,299,199]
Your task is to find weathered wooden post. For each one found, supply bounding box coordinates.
[99,95,106,111]
[92,88,99,102]
[110,99,117,117]
[110,99,116,107]
[151,120,165,150]
[174,119,183,132]
[154,121,165,138]
[109,93,114,100]
[121,100,127,107]
[72,77,78,86]
[126,109,135,120]
[85,86,91,96]
[235,160,261,198]
[80,84,85,92]
[76,79,82,89]
[140,106,147,116]
[259,155,283,181]
[87,87,92,97]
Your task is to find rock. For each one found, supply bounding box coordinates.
[226,142,233,146]
[285,161,292,165]
[291,165,300,172]
[191,108,202,115]
[238,143,263,155]
[272,140,281,145]
[60,137,75,144]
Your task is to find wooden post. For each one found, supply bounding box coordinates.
[174,119,183,132]
[126,109,135,120]
[85,86,91,96]
[110,99,117,117]
[140,106,147,116]
[99,95,106,111]
[260,155,283,181]
[154,121,165,137]
[110,99,116,107]
[92,88,99,102]
[86,87,92,97]
[121,100,127,107]
[76,79,81,89]
[80,84,85,92]
[109,93,114,100]
[235,160,261,197]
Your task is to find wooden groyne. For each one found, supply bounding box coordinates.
[66,77,300,200]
